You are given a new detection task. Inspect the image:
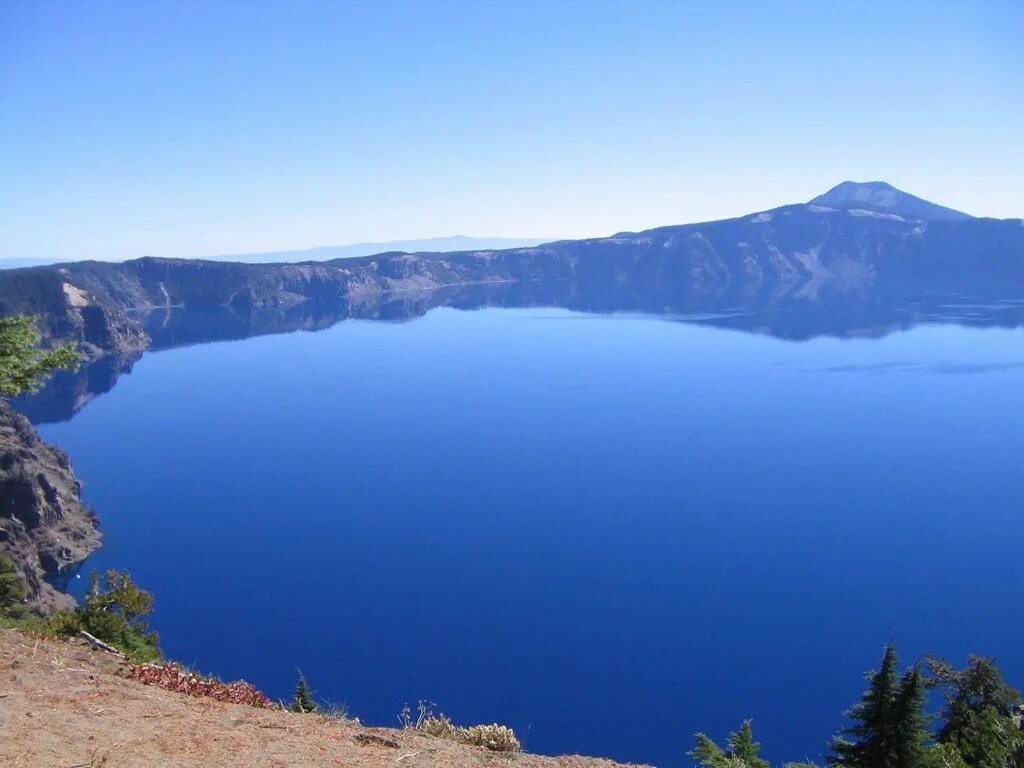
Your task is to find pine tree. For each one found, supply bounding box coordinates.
[928,655,1024,768]
[0,315,80,397]
[828,643,900,768]
[689,720,770,768]
[891,665,930,768]
[730,721,771,768]
[291,672,319,713]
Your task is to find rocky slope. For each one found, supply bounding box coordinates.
[0,265,148,357]
[0,405,100,612]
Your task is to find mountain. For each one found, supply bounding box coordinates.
[809,180,973,222]
[0,258,65,271]
[0,237,550,270]
[219,236,550,263]
[0,182,1019,360]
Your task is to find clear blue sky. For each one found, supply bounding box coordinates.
[1,1,1021,261]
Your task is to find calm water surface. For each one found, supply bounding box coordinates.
[31,306,1024,766]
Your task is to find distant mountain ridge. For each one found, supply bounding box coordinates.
[0,181,1020,360]
[218,236,551,264]
[0,236,550,270]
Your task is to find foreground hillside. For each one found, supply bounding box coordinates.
[0,629,647,768]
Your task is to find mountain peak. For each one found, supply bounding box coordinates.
[810,181,973,222]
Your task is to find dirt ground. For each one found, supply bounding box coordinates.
[0,629,651,768]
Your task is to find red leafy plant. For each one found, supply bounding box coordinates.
[125,662,276,709]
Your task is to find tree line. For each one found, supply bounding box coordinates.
[691,643,1023,768]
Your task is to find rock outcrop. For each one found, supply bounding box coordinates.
[0,404,100,612]
[0,266,148,357]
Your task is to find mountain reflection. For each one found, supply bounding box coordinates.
[15,276,1024,424]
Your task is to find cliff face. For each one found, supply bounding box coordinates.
[1,186,1021,360]
[0,266,148,356]
[0,404,100,612]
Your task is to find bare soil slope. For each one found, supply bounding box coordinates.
[0,630,649,768]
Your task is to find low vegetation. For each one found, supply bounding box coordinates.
[400,700,522,753]
[461,723,524,753]
[420,713,461,740]
[125,661,275,708]
[55,570,162,662]
[0,554,28,618]
[0,564,161,662]
[690,643,1023,768]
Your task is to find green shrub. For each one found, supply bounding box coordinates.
[0,611,63,636]
[0,314,81,396]
[71,570,161,662]
[0,569,159,661]
[0,554,27,617]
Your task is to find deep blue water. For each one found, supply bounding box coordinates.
[31,306,1024,767]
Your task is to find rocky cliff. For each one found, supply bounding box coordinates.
[0,265,148,356]
[0,404,100,612]
[2,182,1021,360]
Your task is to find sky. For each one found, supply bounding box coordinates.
[1,1,1022,262]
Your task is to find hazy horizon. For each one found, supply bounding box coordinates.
[2,1,1022,262]
[0,235,554,267]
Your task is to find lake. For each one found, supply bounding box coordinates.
[20,288,1024,767]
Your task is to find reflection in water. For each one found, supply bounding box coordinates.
[14,350,142,424]
[16,276,1024,424]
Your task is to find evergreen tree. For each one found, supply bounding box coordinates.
[923,743,970,768]
[729,721,771,768]
[690,720,770,768]
[0,315,80,397]
[828,643,900,768]
[928,655,1024,768]
[291,671,319,713]
[75,570,160,661]
[891,665,930,768]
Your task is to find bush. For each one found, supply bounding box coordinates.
[462,723,523,753]
[50,570,161,662]
[420,714,460,740]
[0,554,27,617]
[0,611,62,636]
[412,706,522,753]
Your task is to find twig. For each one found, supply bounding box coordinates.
[66,746,105,768]
[396,752,420,763]
[78,631,126,658]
